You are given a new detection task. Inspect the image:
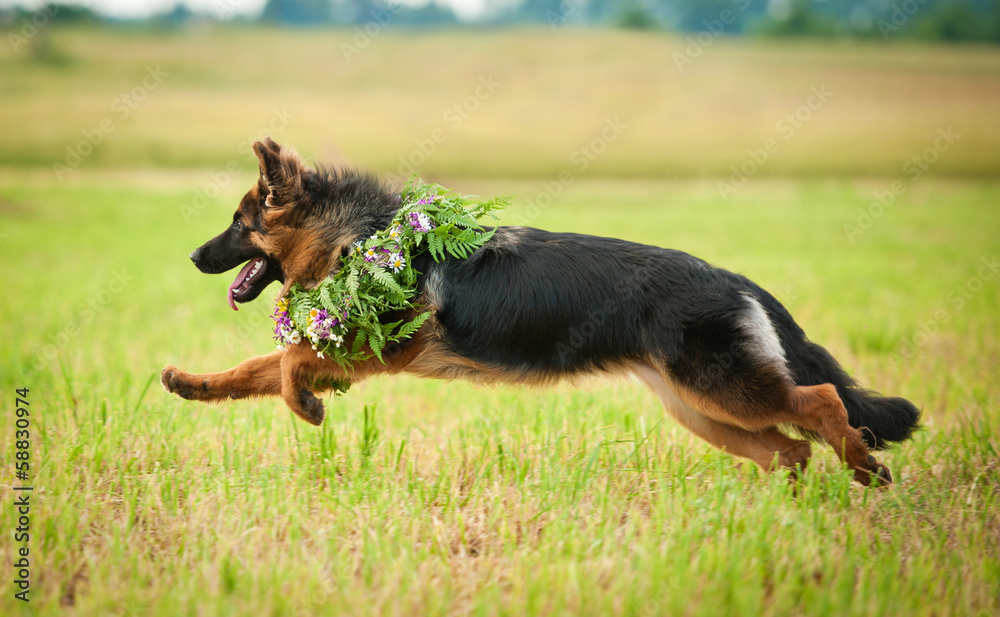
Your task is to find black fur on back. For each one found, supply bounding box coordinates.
[417,228,676,378]
[415,225,920,449]
[417,227,760,380]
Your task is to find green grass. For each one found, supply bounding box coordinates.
[1,25,999,617]
[0,169,998,616]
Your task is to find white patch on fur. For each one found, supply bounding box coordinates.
[739,293,789,373]
[422,267,446,309]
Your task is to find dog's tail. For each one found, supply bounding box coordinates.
[747,282,921,450]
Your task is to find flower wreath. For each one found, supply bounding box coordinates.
[271,179,508,393]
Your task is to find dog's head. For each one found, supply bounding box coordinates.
[190,136,399,310]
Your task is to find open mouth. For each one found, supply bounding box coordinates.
[227,257,281,311]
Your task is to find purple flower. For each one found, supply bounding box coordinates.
[408,211,434,233]
[272,299,298,347]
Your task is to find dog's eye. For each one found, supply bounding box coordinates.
[232,219,244,230]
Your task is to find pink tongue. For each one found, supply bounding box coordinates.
[227,260,255,311]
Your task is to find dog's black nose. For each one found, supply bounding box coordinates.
[189,247,202,264]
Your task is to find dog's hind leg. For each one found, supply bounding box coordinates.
[684,381,892,487]
[631,363,812,475]
[162,351,283,402]
[778,384,893,486]
[660,293,891,486]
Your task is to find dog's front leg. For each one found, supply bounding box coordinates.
[161,351,284,402]
[279,343,352,426]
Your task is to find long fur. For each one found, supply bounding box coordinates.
[164,137,921,486]
[731,279,922,449]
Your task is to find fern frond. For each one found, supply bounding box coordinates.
[275,177,507,373]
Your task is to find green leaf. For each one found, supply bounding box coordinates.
[368,266,407,299]
[428,232,445,262]
[278,177,507,371]
[369,332,385,361]
[352,328,368,355]
[396,311,431,339]
[347,269,360,298]
[319,284,336,312]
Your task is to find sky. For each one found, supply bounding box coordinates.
[1,0,493,21]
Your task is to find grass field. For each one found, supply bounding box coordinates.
[1,25,999,617]
[2,26,1000,178]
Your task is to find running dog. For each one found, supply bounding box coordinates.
[162,137,920,486]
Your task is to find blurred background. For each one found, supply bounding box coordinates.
[1,0,999,179]
[2,3,1000,614]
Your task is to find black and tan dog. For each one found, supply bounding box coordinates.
[162,137,920,486]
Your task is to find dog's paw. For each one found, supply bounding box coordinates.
[854,455,893,488]
[292,388,325,426]
[161,365,208,401]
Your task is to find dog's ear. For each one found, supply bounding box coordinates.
[252,137,303,209]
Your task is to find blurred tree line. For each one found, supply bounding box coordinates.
[2,0,998,42]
